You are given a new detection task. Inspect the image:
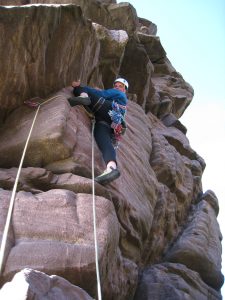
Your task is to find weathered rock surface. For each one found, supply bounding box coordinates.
[0,268,94,299]
[0,1,223,299]
[2,188,138,298]
[134,263,222,300]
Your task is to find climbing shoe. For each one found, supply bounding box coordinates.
[95,167,120,185]
[68,96,91,107]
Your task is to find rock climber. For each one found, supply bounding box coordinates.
[68,77,129,185]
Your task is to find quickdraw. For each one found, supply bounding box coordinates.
[24,97,42,108]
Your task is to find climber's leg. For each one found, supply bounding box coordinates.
[94,122,120,185]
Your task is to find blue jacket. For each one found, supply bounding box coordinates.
[75,86,128,106]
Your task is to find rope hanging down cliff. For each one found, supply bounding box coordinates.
[91,117,102,300]
[0,96,102,300]
[0,101,41,276]
[0,95,61,275]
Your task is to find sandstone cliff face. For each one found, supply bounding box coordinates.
[0,1,223,300]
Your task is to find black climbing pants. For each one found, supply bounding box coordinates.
[94,121,116,164]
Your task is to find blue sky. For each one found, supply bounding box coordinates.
[118,0,225,294]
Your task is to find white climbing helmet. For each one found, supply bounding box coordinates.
[114,78,129,90]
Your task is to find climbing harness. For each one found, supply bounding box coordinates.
[91,97,105,113]
[0,95,102,300]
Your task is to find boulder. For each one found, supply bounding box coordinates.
[0,268,94,300]
[134,263,222,300]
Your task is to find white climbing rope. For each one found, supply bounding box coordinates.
[0,96,103,299]
[0,95,60,275]
[91,118,102,300]
[0,105,41,275]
